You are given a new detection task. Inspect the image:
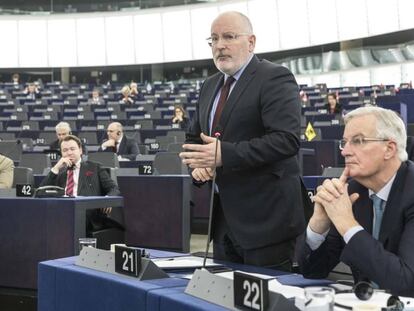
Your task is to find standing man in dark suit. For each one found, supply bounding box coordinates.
[179,11,305,270]
[100,122,139,160]
[298,107,414,297]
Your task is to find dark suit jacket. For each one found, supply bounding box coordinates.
[99,136,139,161]
[39,160,120,196]
[324,103,342,114]
[297,161,414,297]
[186,55,305,249]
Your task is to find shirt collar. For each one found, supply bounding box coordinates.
[73,159,82,169]
[368,173,397,202]
[117,135,123,144]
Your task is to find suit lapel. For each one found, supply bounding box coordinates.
[354,189,373,234]
[378,162,406,243]
[77,163,86,195]
[118,137,126,154]
[218,56,258,134]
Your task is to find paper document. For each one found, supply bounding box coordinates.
[154,256,223,270]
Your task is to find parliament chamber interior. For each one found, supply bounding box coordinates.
[0,0,414,310]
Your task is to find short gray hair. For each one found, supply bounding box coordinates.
[344,106,407,161]
[55,121,71,132]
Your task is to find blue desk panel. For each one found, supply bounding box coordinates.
[0,196,123,289]
[39,256,331,311]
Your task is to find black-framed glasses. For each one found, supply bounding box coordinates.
[339,136,389,150]
[206,32,250,47]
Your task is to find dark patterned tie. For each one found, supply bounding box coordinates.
[211,76,235,133]
[372,194,384,239]
[66,168,74,196]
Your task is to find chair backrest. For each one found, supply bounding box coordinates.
[88,152,120,168]
[39,132,58,145]
[322,167,344,178]
[134,120,153,130]
[78,132,98,145]
[22,121,40,131]
[167,143,184,152]
[0,133,16,140]
[13,167,34,188]
[167,130,186,143]
[20,138,34,151]
[19,153,51,174]
[153,152,187,175]
[0,140,23,162]
[155,135,176,150]
[137,144,148,155]
[125,131,141,144]
[102,167,118,185]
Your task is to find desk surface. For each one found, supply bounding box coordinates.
[38,254,331,311]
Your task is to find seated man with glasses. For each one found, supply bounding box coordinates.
[297,106,414,297]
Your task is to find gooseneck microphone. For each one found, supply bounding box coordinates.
[202,131,221,269]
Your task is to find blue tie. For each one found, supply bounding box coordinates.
[372,194,385,239]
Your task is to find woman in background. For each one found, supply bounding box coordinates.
[325,93,342,114]
[119,85,134,104]
[171,105,189,130]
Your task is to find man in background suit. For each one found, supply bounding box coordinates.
[23,83,41,100]
[180,11,305,270]
[88,89,105,105]
[298,106,414,297]
[100,122,139,160]
[40,135,121,233]
[0,155,14,189]
[49,121,87,156]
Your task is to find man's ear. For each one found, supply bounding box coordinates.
[384,140,397,160]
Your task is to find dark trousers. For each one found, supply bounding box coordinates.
[212,194,294,272]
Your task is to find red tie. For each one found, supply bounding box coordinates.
[211,76,235,133]
[66,168,74,196]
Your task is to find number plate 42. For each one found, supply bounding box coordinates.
[234,271,269,311]
[114,246,141,277]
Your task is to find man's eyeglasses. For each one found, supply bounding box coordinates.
[206,32,250,47]
[339,136,389,150]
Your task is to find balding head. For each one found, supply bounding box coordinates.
[210,11,256,75]
[107,122,123,141]
[211,11,253,35]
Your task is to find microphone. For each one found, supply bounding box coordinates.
[202,130,221,269]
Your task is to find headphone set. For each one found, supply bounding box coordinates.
[333,281,406,310]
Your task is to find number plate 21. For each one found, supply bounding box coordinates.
[114,246,141,277]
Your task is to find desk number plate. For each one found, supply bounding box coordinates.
[234,271,269,311]
[16,184,33,197]
[138,163,153,175]
[115,246,141,277]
